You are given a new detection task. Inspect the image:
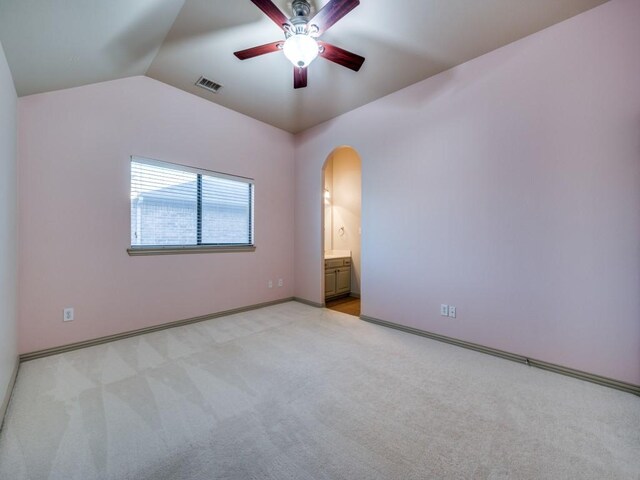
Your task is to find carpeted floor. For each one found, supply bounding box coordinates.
[0,301,638,480]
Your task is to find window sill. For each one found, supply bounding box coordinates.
[127,245,256,256]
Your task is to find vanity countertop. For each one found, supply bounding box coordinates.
[324,250,351,260]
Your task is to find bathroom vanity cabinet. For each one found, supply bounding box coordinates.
[325,257,351,299]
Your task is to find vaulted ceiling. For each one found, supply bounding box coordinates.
[0,0,607,132]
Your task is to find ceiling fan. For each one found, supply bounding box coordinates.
[234,0,365,89]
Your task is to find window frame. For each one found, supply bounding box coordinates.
[128,156,256,256]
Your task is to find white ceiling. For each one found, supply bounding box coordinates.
[0,0,607,133]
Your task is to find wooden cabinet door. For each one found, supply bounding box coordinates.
[336,268,351,294]
[325,271,336,297]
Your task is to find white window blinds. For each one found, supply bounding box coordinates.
[130,157,254,248]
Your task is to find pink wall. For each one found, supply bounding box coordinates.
[18,76,295,354]
[0,40,18,406]
[294,0,640,385]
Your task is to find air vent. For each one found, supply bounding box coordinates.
[195,76,223,94]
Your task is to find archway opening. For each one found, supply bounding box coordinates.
[321,146,362,316]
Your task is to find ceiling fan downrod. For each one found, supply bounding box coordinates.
[288,0,318,36]
[291,0,311,18]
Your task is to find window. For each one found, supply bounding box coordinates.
[129,157,254,255]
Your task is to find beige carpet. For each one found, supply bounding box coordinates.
[0,302,638,480]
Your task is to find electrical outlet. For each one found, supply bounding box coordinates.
[440,304,449,316]
[278,278,283,287]
[63,308,74,322]
[268,280,273,289]
[449,306,457,318]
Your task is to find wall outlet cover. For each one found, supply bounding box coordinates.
[63,308,74,322]
[440,304,449,316]
[449,306,457,318]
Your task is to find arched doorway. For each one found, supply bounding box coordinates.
[321,146,362,316]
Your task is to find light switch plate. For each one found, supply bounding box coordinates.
[440,304,449,316]
[449,306,457,318]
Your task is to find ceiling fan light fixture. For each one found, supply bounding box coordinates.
[283,33,319,68]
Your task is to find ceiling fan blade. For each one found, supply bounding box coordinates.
[234,41,283,60]
[318,42,365,71]
[294,67,308,89]
[309,0,360,36]
[250,0,290,30]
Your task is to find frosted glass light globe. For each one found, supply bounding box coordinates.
[283,34,319,68]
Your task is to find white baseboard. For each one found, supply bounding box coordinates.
[0,358,19,433]
[293,297,325,308]
[21,298,294,362]
[361,314,640,397]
